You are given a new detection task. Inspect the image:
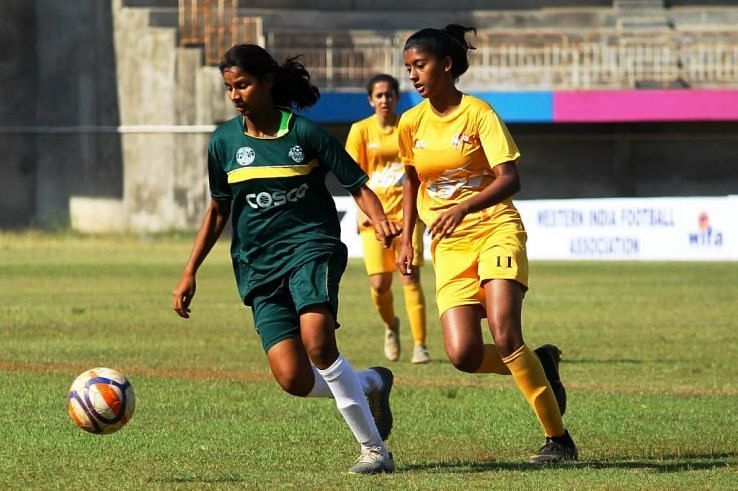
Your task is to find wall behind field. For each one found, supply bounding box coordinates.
[0,1,38,228]
[0,0,231,231]
[1,0,737,232]
[512,122,738,200]
[0,0,123,229]
[321,120,738,200]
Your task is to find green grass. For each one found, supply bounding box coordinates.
[1,232,736,489]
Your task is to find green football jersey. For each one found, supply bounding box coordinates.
[207,110,368,304]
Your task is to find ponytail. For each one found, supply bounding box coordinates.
[219,44,320,109]
[272,56,320,109]
[404,24,477,78]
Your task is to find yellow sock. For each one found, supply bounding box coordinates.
[402,283,427,346]
[474,344,511,375]
[370,288,395,327]
[503,344,564,437]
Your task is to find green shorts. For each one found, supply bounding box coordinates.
[249,253,346,352]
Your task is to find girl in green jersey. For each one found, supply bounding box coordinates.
[172,44,398,474]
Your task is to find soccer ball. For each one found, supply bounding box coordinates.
[67,367,135,434]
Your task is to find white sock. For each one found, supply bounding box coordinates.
[306,366,332,397]
[317,354,385,451]
[307,366,383,398]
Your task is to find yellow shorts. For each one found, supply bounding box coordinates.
[431,223,528,316]
[360,222,425,276]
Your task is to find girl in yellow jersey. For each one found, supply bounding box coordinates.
[346,74,429,364]
[396,25,578,463]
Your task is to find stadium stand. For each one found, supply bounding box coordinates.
[134,0,738,90]
[2,0,737,231]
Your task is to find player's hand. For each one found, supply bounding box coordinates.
[374,220,401,249]
[429,204,467,239]
[172,272,196,319]
[396,240,416,276]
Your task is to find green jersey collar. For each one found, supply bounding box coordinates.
[241,108,293,139]
[276,109,292,137]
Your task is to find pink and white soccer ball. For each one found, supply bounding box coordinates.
[67,367,135,434]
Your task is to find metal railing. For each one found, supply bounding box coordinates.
[467,39,687,89]
[178,0,263,65]
[265,30,738,90]
[178,2,738,89]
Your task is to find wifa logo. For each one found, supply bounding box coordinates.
[688,212,723,247]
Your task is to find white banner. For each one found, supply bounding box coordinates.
[518,196,738,260]
[335,195,738,261]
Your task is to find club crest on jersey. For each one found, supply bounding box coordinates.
[288,145,304,163]
[451,133,474,149]
[236,146,255,166]
[414,139,427,150]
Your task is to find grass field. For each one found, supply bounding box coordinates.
[1,232,736,489]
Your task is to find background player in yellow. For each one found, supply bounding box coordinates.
[396,25,578,463]
[345,74,430,364]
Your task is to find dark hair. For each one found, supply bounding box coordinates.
[366,73,399,96]
[219,44,320,109]
[403,24,477,78]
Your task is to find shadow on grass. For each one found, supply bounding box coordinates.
[147,475,251,484]
[400,452,735,474]
[147,453,735,483]
[566,358,644,364]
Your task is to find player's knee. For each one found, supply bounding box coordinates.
[490,332,521,357]
[399,271,420,286]
[488,322,522,357]
[305,345,339,369]
[275,372,312,397]
[446,347,480,373]
[370,273,392,293]
[450,357,478,373]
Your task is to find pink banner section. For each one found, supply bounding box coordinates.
[553,90,738,122]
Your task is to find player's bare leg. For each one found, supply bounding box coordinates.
[440,304,485,372]
[484,279,577,463]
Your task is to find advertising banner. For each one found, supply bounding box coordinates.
[335,196,738,261]
[517,196,738,260]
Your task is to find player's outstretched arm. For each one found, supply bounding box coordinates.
[350,184,401,248]
[172,199,231,318]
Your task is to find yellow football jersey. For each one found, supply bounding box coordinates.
[345,114,404,230]
[398,94,523,232]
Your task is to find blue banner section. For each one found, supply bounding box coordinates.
[300,91,553,123]
[474,91,553,123]
[299,92,374,123]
